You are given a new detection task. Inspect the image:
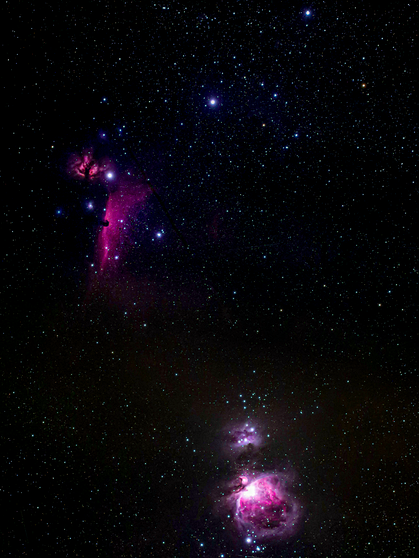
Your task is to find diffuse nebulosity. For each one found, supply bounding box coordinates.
[94,172,149,276]
[67,146,150,295]
[217,421,304,548]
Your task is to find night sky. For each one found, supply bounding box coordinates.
[4,2,419,556]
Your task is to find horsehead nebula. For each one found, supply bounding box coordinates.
[68,148,149,276]
[95,171,149,276]
[67,146,152,307]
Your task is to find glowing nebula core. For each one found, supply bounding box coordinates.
[234,474,302,540]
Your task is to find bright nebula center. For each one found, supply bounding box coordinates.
[234,474,302,541]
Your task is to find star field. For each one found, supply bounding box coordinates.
[4,1,419,557]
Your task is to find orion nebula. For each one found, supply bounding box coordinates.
[216,469,303,549]
[233,473,303,541]
[216,420,304,548]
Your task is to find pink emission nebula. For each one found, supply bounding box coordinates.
[95,173,149,276]
[234,474,302,540]
[216,419,304,546]
[68,147,151,305]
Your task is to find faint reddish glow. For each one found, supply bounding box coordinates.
[84,169,152,314]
